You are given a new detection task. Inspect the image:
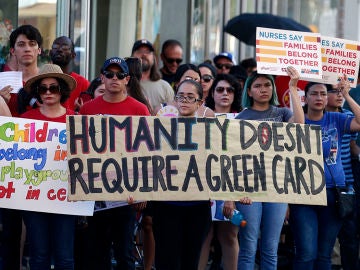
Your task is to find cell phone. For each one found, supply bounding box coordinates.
[79,91,92,103]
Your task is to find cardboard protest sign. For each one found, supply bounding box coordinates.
[0,116,94,215]
[317,36,360,87]
[67,115,326,205]
[256,27,322,80]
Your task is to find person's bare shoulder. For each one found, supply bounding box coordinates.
[197,105,215,117]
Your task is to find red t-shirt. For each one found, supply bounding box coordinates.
[63,72,90,111]
[20,108,74,123]
[79,95,150,116]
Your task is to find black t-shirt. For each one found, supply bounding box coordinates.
[160,69,176,86]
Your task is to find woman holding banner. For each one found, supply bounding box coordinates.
[152,79,212,270]
[150,78,251,270]
[289,77,360,270]
[198,73,242,270]
[235,66,303,270]
[20,64,77,270]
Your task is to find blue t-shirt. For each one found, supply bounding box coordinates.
[306,111,353,188]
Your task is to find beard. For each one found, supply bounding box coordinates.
[51,55,71,67]
[141,58,151,72]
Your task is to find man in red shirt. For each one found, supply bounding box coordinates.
[79,57,149,270]
[0,25,43,116]
[50,36,89,111]
[80,57,150,115]
[0,25,43,270]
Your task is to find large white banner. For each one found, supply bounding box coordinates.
[67,115,327,205]
[0,116,94,215]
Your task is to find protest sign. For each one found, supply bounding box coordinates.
[317,36,360,87]
[0,71,23,93]
[256,27,322,80]
[0,116,94,215]
[67,115,326,205]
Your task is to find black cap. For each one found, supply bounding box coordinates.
[132,39,155,54]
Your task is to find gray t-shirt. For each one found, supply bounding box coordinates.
[235,105,292,122]
[140,79,174,110]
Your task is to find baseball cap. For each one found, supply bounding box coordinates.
[132,39,155,54]
[102,57,129,74]
[213,52,234,64]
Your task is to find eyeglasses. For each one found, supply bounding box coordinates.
[174,95,201,103]
[201,75,214,83]
[164,56,183,64]
[327,89,342,95]
[215,86,235,94]
[37,85,61,95]
[184,76,200,82]
[215,63,233,70]
[103,70,128,80]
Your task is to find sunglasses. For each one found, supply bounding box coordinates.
[103,70,128,80]
[164,56,182,64]
[215,86,235,94]
[201,75,214,83]
[215,63,233,70]
[37,85,61,95]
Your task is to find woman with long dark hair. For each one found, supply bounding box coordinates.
[198,73,243,270]
[235,67,303,270]
[125,57,153,114]
[21,64,77,270]
[290,76,360,270]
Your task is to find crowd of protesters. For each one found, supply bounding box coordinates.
[0,24,360,270]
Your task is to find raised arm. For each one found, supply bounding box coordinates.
[286,66,304,124]
[340,75,360,132]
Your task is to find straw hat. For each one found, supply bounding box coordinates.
[24,64,77,92]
